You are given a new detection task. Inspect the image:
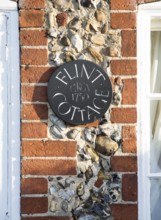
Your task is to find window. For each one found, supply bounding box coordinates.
[0,1,20,219]
[138,2,161,220]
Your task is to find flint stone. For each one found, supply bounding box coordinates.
[112,92,121,106]
[109,187,120,202]
[58,189,75,201]
[88,47,103,62]
[67,129,80,139]
[65,51,76,62]
[78,215,99,220]
[53,0,72,10]
[91,0,101,8]
[71,34,83,52]
[95,136,118,156]
[69,16,81,30]
[50,197,62,212]
[101,23,108,34]
[85,145,99,163]
[109,47,119,57]
[50,114,66,130]
[80,0,91,7]
[86,19,100,32]
[60,36,70,46]
[77,182,84,196]
[85,166,93,180]
[50,125,63,139]
[80,186,90,200]
[96,9,106,22]
[48,28,58,38]
[77,160,92,173]
[91,34,105,46]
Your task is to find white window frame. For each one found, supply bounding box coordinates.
[0,0,20,219]
[138,2,161,220]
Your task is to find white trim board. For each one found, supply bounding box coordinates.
[0,0,17,10]
[138,2,161,220]
[0,2,20,220]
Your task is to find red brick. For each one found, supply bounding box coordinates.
[137,0,144,4]
[21,217,73,220]
[21,197,48,214]
[122,78,137,104]
[111,156,137,172]
[122,174,137,201]
[21,48,48,65]
[21,104,48,120]
[21,67,55,83]
[20,30,47,46]
[21,178,48,194]
[56,12,68,26]
[73,120,99,128]
[19,0,46,9]
[122,126,137,153]
[22,159,76,175]
[111,204,138,220]
[110,60,137,75]
[111,13,136,29]
[111,0,137,10]
[95,179,104,188]
[110,108,137,123]
[19,10,44,28]
[122,30,136,57]
[21,85,47,102]
[144,0,157,2]
[21,123,47,138]
[21,140,77,157]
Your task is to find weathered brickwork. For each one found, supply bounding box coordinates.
[19,0,159,219]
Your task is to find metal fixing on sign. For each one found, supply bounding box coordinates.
[48,60,112,125]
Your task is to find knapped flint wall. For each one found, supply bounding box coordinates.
[46,0,126,219]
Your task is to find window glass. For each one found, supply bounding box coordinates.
[150,100,161,172]
[151,31,161,93]
[150,178,161,220]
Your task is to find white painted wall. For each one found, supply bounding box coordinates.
[0,1,20,219]
[138,2,161,220]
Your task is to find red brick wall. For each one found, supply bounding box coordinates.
[19,0,76,219]
[19,0,158,219]
[110,0,138,218]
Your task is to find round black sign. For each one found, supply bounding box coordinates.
[48,60,112,125]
